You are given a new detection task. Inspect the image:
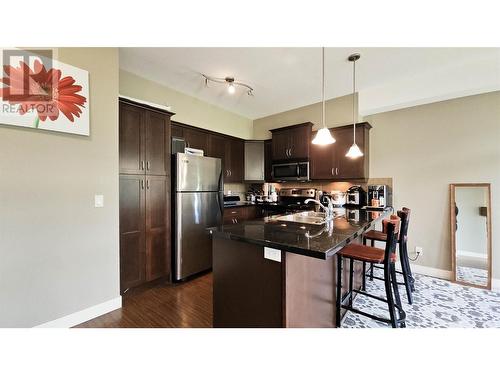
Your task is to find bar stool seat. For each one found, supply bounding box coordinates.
[339,243,396,263]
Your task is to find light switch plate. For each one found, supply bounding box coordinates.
[264,247,281,262]
[94,194,104,208]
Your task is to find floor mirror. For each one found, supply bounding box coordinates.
[450,183,492,289]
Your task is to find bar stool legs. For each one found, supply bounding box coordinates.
[335,255,343,327]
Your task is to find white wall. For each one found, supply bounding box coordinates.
[0,48,120,327]
[120,69,253,139]
[366,91,500,277]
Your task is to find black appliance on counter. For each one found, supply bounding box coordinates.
[345,185,366,207]
[366,185,392,209]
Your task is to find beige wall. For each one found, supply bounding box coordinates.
[366,91,500,278]
[120,70,253,139]
[0,48,120,327]
[253,93,356,139]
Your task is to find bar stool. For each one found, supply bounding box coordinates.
[364,208,414,304]
[336,221,406,328]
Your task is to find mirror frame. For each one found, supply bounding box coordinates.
[450,183,492,290]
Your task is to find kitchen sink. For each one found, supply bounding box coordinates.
[275,211,329,226]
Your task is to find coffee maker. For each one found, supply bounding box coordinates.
[367,185,392,208]
[345,185,366,207]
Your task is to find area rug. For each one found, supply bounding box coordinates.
[341,269,500,328]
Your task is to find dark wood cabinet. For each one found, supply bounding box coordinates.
[223,205,260,225]
[228,139,244,182]
[119,98,173,292]
[145,175,170,281]
[207,134,244,183]
[119,102,146,174]
[145,111,171,176]
[310,122,371,180]
[119,175,146,291]
[207,134,227,171]
[120,100,172,176]
[171,122,245,183]
[271,122,312,162]
[264,140,273,182]
[183,127,209,152]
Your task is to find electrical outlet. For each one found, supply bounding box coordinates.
[415,246,423,256]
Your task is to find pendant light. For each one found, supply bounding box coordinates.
[312,47,336,145]
[345,53,363,159]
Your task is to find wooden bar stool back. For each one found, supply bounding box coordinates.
[364,208,415,304]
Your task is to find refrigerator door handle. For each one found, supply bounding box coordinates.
[216,191,224,218]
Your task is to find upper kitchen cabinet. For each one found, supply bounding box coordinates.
[119,99,173,176]
[264,139,274,182]
[244,141,265,182]
[207,134,244,183]
[271,122,312,162]
[183,126,209,153]
[119,101,146,174]
[310,122,371,180]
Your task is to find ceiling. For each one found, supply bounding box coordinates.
[119,48,500,119]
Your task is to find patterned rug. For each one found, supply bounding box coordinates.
[341,269,500,328]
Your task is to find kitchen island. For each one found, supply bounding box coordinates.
[210,208,390,328]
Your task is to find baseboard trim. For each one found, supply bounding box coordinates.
[34,296,122,328]
[492,278,500,292]
[396,263,452,280]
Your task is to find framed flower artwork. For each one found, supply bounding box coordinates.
[0,48,90,136]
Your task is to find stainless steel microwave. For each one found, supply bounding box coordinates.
[272,162,309,181]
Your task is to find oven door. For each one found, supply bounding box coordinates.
[272,163,299,181]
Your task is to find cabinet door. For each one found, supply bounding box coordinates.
[119,102,146,174]
[310,131,336,179]
[171,123,184,138]
[145,175,170,281]
[264,140,274,182]
[334,126,367,179]
[228,139,244,182]
[146,111,170,176]
[272,131,290,161]
[208,134,228,175]
[119,175,146,292]
[184,127,209,152]
[288,126,310,160]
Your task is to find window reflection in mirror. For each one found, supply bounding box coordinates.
[451,184,492,289]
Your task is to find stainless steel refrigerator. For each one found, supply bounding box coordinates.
[173,153,223,281]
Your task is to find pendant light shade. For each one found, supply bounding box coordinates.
[312,127,335,145]
[346,143,363,158]
[311,47,336,145]
[346,53,363,159]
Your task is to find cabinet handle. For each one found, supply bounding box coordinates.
[336,167,339,175]
[229,170,232,176]
[141,161,145,170]
[146,179,150,189]
[231,211,237,214]
[146,161,150,170]
[331,168,335,176]
[141,179,145,189]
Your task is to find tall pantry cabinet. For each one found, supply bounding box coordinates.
[119,98,174,292]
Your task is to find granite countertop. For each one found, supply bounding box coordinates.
[211,208,391,260]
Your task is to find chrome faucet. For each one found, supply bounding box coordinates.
[305,197,334,220]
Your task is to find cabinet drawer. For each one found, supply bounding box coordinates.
[224,207,246,224]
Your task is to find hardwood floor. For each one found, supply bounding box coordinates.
[75,272,213,328]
